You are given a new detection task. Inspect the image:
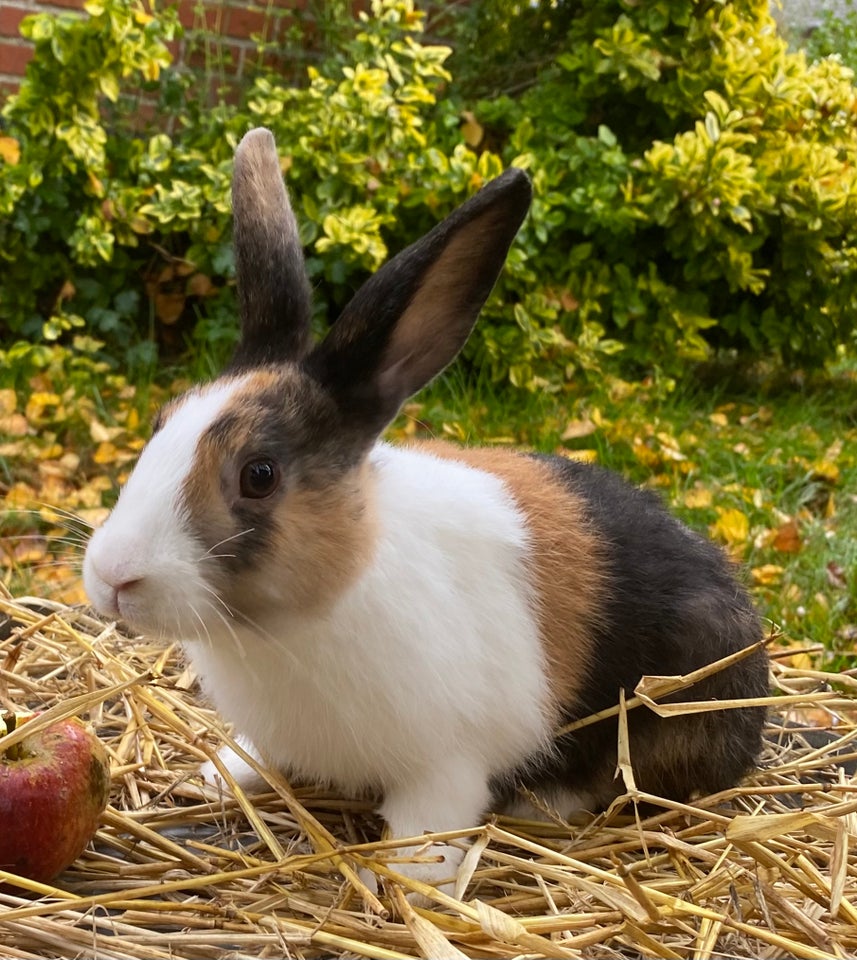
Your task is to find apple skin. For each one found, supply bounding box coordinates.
[0,715,110,886]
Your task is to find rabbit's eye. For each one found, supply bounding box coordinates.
[239,458,280,499]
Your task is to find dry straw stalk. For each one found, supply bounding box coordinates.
[1,590,856,959]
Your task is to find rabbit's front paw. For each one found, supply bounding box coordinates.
[376,759,489,905]
[362,841,466,907]
[199,736,267,792]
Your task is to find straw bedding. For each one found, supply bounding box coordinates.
[1,589,856,960]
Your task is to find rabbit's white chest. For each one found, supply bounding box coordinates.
[189,445,553,791]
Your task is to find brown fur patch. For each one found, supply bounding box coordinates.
[411,441,607,719]
[178,371,294,513]
[261,463,376,611]
[180,372,377,617]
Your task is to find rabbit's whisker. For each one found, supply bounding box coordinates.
[199,528,255,561]
[4,504,95,532]
[198,582,237,621]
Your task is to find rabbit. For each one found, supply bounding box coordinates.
[84,127,770,897]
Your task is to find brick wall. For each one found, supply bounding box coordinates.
[0,0,67,95]
[0,0,313,101]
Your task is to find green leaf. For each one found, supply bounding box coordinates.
[99,71,120,102]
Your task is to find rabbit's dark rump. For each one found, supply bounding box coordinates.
[503,454,769,808]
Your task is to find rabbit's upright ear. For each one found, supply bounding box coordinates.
[305,168,532,441]
[228,128,313,371]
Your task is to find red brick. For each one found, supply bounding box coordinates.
[224,5,266,40]
[0,6,30,38]
[0,0,372,126]
[215,78,241,105]
[246,46,305,85]
[37,0,86,8]
[176,72,244,109]
[0,40,33,75]
[226,8,296,45]
[177,0,223,32]
[0,78,21,100]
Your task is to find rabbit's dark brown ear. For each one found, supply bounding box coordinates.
[304,168,532,441]
[227,128,312,371]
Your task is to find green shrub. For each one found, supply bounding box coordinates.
[3,0,857,391]
[448,0,857,379]
[0,0,178,376]
[1,0,509,381]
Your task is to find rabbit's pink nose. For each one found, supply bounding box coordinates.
[92,578,143,622]
[87,556,145,618]
[112,575,145,609]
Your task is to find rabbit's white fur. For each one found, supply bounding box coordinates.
[85,378,554,883]
[85,381,241,636]
[191,439,551,792]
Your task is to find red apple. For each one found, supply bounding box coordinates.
[0,712,110,887]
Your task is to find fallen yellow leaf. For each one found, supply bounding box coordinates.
[824,439,843,460]
[93,441,119,464]
[12,541,48,564]
[125,407,140,431]
[89,418,123,443]
[38,475,70,505]
[557,448,598,463]
[561,419,597,441]
[632,438,661,468]
[812,459,840,484]
[4,482,36,509]
[710,507,749,545]
[36,443,65,461]
[0,414,30,437]
[25,391,61,423]
[459,110,484,148]
[441,421,466,441]
[683,486,713,509]
[76,483,108,509]
[786,651,814,671]
[79,507,111,528]
[608,379,637,401]
[59,451,81,473]
[752,564,784,586]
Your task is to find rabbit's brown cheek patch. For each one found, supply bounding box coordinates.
[268,464,378,611]
[180,454,375,616]
[210,463,377,616]
[411,441,607,718]
[181,430,237,533]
